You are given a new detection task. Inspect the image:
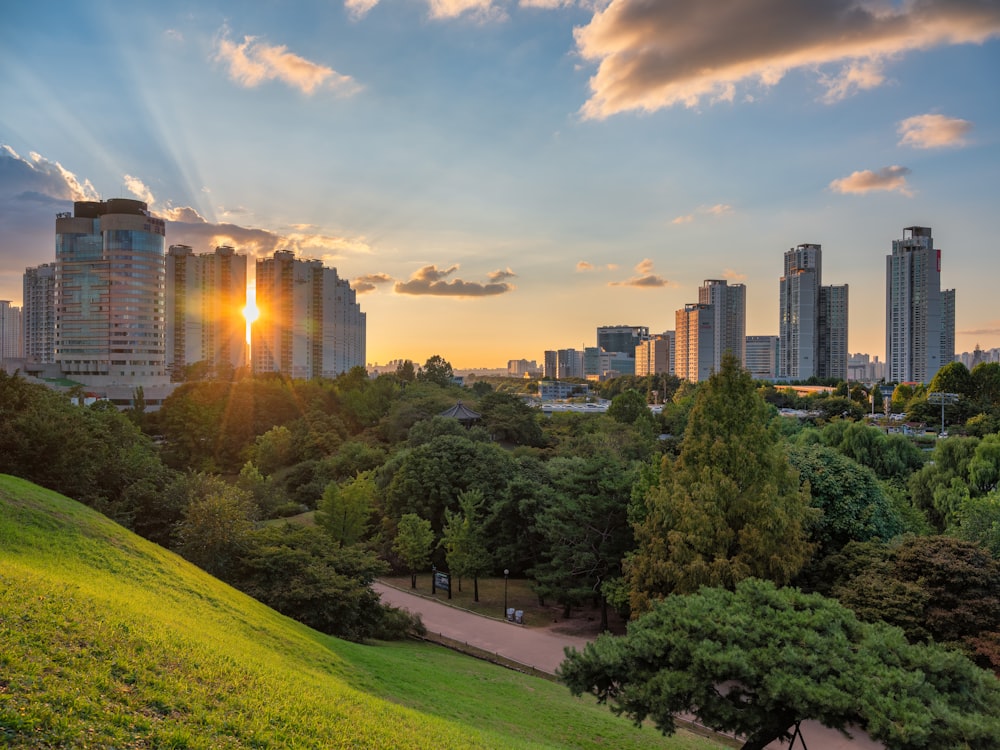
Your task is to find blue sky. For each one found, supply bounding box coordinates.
[2,0,998,368]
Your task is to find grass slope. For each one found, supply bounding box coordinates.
[0,475,723,749]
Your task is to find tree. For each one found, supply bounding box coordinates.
[607,389,648,425]
[316,471,376,547]
[393,513,435,588]
[627,356,814,612]
[174,478,259,579]
[395,359,416,382]
[417,354,454,388]
[475,390,545,446]
[788,443,903,555]
[530,455,635,628]
[439,489,493,601]
[559,578,1000,750]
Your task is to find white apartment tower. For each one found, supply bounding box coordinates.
[0,301,23,360]
[886,226,955,384]
[252,251,365,379]
[54,199,168,385]
[675,303,715,382]
[779,243,848,381]
[698,279,746,366]
[166,245,248,378]
[23,264,56,364]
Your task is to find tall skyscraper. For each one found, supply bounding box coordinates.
[252,250,365,379]
[675,303,715,382]
[23,264,56,364]
[54,199,167,385]
[698,279,746,365]
[779,243,848,381]
[166,245,248,378]
[885,226,955,384]
[597,325,649,356]
[745,335,779,380]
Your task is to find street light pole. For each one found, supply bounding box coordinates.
[503,568,509,620]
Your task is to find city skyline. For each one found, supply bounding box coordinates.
[2,1,999,369]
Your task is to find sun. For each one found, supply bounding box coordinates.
[242,300,259,324]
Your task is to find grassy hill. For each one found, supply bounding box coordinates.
[0,475,724,749]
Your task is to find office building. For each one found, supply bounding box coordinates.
[779,243,848,380]
[166,245,248,378]
[597,325,648,357]
[555,348,585,379]
[543,350,558,379]
[23,264,56,364]
[635,332,674,376]
[54,199,168,385]
[885,226,955,384]
[698,279,746,366]
[675,303,715,382]
[252,250,365,379]
[745,335,779,380]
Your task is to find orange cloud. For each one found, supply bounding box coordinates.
[215,30,359,95]
[898,114,973,149]
[575,0,1000,118]
[609,258,670,288]
[829,166,912,196]
[352,272,393,293]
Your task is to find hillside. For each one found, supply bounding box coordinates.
[0,475,722,749]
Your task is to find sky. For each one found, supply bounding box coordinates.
[1,0,999,369]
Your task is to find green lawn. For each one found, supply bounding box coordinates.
[0,474,727,749]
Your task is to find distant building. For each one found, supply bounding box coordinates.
[539,380,589,400]
[543,350,558,379]
[635,332,674,376]
[166,245,248,378]
[556,348,585,379]
[252,250,365,379]
[0,301,23,361]
[507,358,538,377]
[778,243,848,381]
[54,199,168,386]
[885,226,955,384]
[596,325,648,358]
[699,279,746,366]
[675,303,715,382]
[745,335,779,380]
[23,264,56,364]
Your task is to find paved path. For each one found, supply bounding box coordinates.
[374,582,883,750]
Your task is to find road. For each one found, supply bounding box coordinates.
[374,582,883,750]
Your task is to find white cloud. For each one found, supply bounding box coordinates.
[705,203,733,216]
[428,0,506,21]
[829,165,912,196]
[671,214,694,225]
[574,0,1000,118]
[214,29,360,96]
[345,0,381,19]
[123,174,155,206]
[898,113,973,149]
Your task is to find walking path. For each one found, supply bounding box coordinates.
[374,582,883,750]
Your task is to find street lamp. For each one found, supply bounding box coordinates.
[928,392,959,437]
[503,569,509,620]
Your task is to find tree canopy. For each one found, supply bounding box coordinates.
[627,356,814,611]
[560,578,1000,750]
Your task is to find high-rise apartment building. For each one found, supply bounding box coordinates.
[885,226,955,384]
[745,335,779,380]
[54,199,167,385]
[166,245,248,378]
[675,303,715,382]
[23,264,56,364]
[597,325,649,356]
[555,348,585,379]
[698,279,746,366]
[635,332,674,376]
[0,301,23,361]
[779,243,848,381]
[252,251,365,379]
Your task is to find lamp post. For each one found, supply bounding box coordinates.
[503,569,509,620]
[928,392,959,437]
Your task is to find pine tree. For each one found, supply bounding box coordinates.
[627,355,814,612]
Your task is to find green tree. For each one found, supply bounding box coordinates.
[395,359,416,382]
[417,354,454,388]
[393,513,435,588]
[789,444,903,555]
[174,478,259,579]
[316,471,376,547]
[476,390,545,446]
[607,389,648,425]
[627,356,814,612]
[440,489,493,601]
[560,579,1000,750]
[531,455,635,628]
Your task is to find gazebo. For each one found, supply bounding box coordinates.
[439,400,482,428]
